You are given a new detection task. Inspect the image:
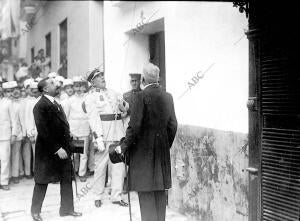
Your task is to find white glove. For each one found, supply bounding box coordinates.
[96,137,105,152]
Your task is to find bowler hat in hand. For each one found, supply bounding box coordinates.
[108,137,128,164]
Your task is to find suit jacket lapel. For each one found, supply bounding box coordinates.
[42,95,69,127]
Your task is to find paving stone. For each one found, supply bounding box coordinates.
[0,177,188,221]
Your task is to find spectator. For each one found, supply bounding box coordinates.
[1,59,14,81]
[57,57,68,78]
[28,57,42,79]
[15,63,29,82]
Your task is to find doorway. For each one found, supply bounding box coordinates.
[149,31,166,90]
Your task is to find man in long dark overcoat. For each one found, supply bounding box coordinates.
[30,76,81,221]
[117,63,178,221]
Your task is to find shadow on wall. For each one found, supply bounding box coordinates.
[169,125,248,221]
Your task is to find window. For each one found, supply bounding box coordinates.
[31,47,34,64]
[59,18,67,65]
[45,32,51,57]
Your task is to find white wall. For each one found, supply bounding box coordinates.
[25,1,103,78]
[104,2,248,133]
[89,1,104,71]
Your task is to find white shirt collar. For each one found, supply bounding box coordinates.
[143,83,159,90]
[44,94,56,104]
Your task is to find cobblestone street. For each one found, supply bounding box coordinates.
[0,176,188,221]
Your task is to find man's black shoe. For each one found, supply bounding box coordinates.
[19,175,25,179]
[79,176,87,182]
[31,213,43,221]
[95,200,102,208]
[59,211,82,217]
[12,177,20,184]
[112,200,128,207]
[86,170,94,177]
[25,175,33,179]
[1,185,10,191]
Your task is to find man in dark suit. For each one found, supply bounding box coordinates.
[116,63,178,221]
[30,76,82,221]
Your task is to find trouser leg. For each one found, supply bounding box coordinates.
[22,138,31,176]
[19,139,25,176]
[19,141,24,176]
[0,140,11,185]
[31,141,36,172]
[138,191,158,221]
[107,158,112,186]
[11,140,21,178]
[59,162,74,214]
[87,137,95,172]
[155,191,167,221]
[110,159,125,202]
[93,149,109,200]
[138,191,167,221]
[31,183,48,214]
[78,136,89,177]
[74,153,80,173]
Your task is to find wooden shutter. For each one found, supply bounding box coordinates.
[261,34,300,220]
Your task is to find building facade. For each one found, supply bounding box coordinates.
[103,2,249,220]
[23,1,104,78]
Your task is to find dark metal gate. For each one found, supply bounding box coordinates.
[260,34,300,221]
[247,1,300,220]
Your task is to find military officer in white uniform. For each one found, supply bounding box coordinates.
[84,69,129,208]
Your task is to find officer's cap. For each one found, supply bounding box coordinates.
[55,75,65,83]
[73,76,84,83]
[35,77,43,82]
[48,72,58,78]
[63,79,74,87]
[29,81,38,89]
[129,73,141,80]
[3,81,18,89]
[24,78,34,88]
[87,68,104,82]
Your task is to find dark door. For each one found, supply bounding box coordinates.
[259,36,300,221]
[149,31,166,90]
[248,2,300,220]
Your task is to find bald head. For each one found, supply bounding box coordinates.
[142,63,160,85]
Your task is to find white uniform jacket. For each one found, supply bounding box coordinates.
[0,97,18,141]
[84,88,128,142]
[63,94,90,137]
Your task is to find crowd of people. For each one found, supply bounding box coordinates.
[0,48,60,84]
[0,62,177,221]
[0,65,142,198]
[0,72,95,191]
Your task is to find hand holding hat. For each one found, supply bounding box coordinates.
[94,137,105,152]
